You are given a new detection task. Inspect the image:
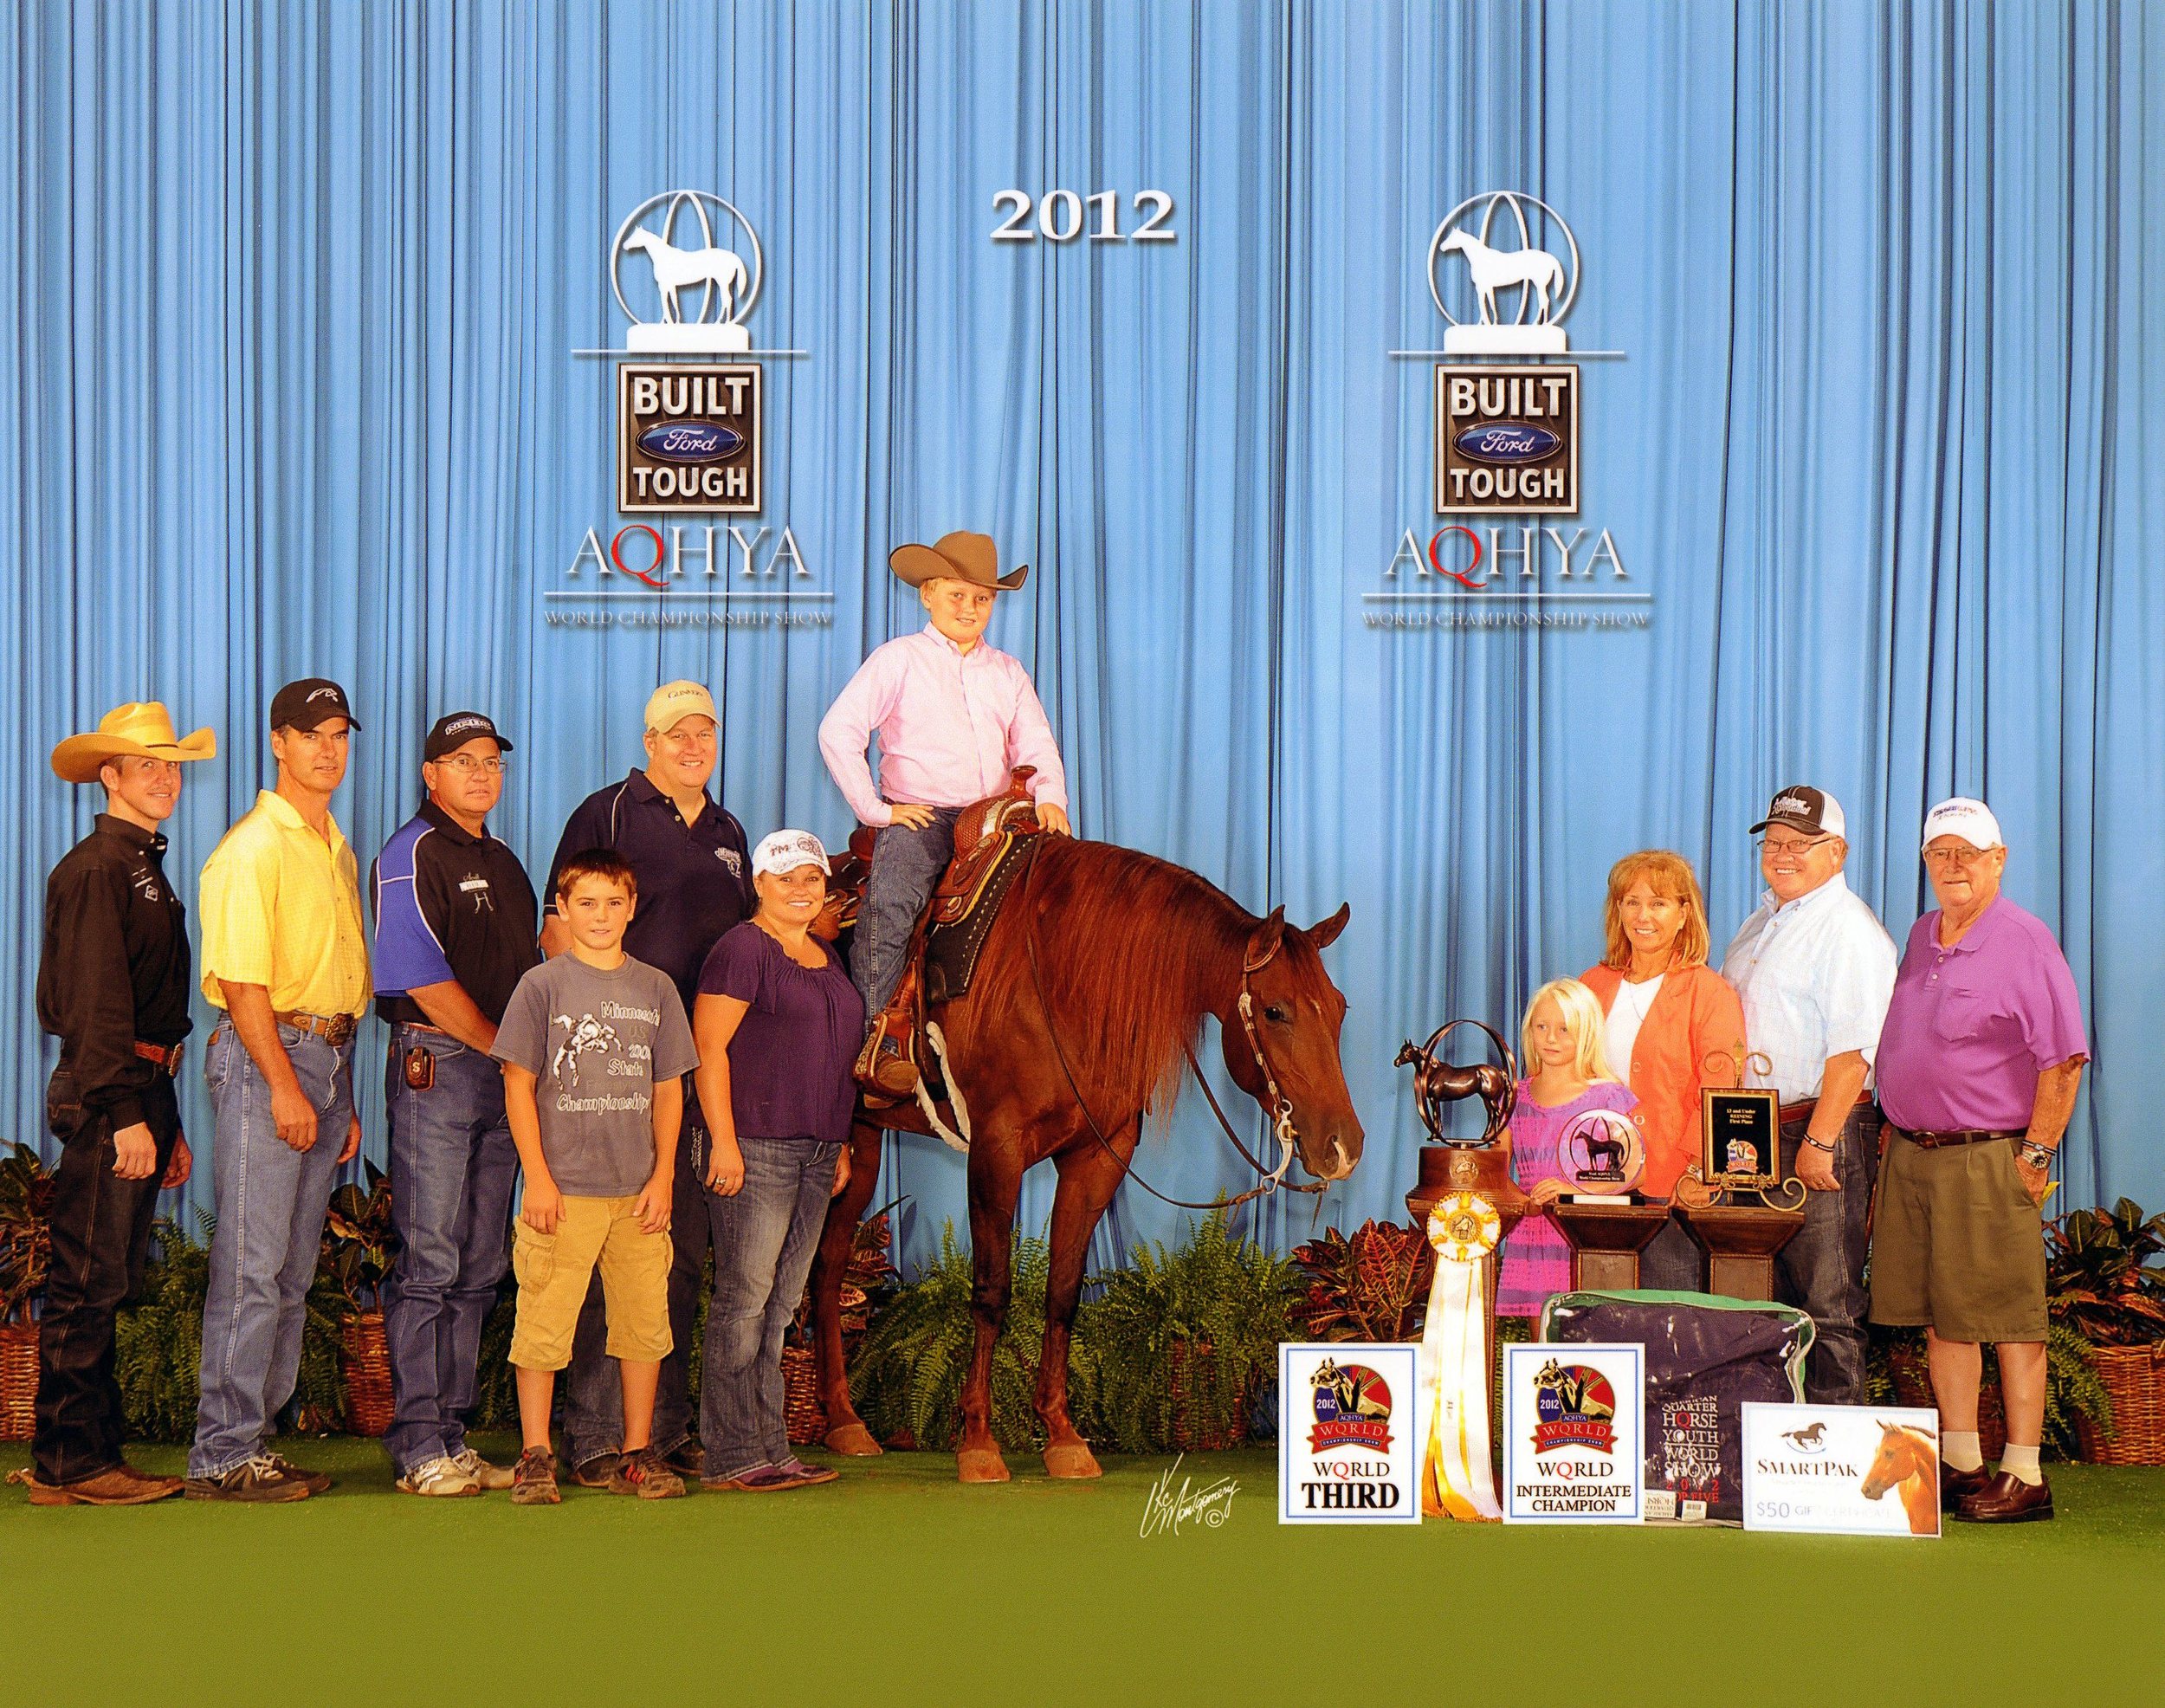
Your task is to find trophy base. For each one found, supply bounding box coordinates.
[1406,1143,1531,1229]
[1548,1200,1675,1293]
[627,322,752,353]
[1443,323,1567,356]
[1672,1202,1806,1302]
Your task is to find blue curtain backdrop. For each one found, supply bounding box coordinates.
[3,0,2160,1277]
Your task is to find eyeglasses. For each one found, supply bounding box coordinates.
[1758,835,1832,857]
[435,755,507,775]
[1922,845,1995,867]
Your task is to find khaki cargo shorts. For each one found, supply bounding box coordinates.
[1868,1133,2047,1342]
[508,1194,674,1371]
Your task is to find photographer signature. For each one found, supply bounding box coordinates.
[1138,1454,1238,1538]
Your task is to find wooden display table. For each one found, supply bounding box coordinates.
[1548,1200,1676,1292]
[1672,1202,1806,1301]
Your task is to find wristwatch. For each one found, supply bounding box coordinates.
[2018,1139,2055,1168]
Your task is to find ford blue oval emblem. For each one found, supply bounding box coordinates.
[637,419,745,463]
[1453,421,1561,465]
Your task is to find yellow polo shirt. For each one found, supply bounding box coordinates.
[198,790,372,1018]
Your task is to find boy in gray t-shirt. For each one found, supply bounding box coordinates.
[492,851,698,1504]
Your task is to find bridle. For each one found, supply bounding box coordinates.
[1019,850,1328,1213]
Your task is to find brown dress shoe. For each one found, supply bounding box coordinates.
[1955,1470,2054,1524]
[1939,1462,1992,1511]
[13,1464,184,1506]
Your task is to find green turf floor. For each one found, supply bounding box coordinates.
[3,1435,2161,1704]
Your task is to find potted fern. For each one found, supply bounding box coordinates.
[1076,1211,1295,1453]
[0,1144,55,1440]
[847,1223,1051,1451]
[2051,1198,2165,1465]
[314,1161,397,1436]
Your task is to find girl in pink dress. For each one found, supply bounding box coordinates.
[1496,978,1645,1319]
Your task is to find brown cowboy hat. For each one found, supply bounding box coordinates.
[889,530,1029,592]
[51,702,217,784]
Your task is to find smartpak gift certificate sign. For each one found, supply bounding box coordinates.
[1742,1404,1943,1538]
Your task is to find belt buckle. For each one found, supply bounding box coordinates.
[325,1014,356,1048]
[159,1040,185,1075]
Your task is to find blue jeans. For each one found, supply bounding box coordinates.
[190,1022,355,1479]
[850,808,960,1019]
[380,1026,519,1473]
[700,1136,841,1477]
[1774,1103,1883,1406]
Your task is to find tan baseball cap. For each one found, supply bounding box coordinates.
[643,680,718,734]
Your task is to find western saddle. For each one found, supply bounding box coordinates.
[818,767,1048,1113]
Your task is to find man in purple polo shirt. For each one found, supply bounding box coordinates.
[1871,798,2087,1524]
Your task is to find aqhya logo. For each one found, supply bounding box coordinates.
[1307,1358,1393,1455]
[1530,1359,1619,1457]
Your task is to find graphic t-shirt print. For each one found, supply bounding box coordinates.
[546,999,662,1113]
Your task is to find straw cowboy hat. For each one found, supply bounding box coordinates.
[889,530,1029,592]
[50,702,217,784]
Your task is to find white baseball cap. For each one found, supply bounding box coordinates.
[1922,797,2004,852]
[643,679,718,734]
[752,829,830,879]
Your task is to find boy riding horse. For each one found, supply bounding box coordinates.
[817,531,1073,1095]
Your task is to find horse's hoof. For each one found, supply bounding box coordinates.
[1042,1442,1102,1480]
[956,1447,1011,1484]
[823,1421,883,1458]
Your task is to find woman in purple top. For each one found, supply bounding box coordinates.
[690,830,863,1491]
[1497,980,1645,1318]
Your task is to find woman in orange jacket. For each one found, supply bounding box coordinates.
[1578,850,1746,1291]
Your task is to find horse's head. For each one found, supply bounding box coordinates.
[623,227,658,254]
[1858,1421,1916,1499]
[1223,903,1364,1184]
[1439,230,1473,258]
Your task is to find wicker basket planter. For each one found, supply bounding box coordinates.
[782,1347,827,1446]
[1168,1339,1244,1452]
[1889,1346,2007,1459]
[0,1322,36,1441]
[338,1309,395,1438]
[2077,1342,2165,1465]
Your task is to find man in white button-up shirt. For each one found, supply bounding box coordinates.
[1720,784,1898,1405]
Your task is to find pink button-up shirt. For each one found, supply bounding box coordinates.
[818,624,1070,827]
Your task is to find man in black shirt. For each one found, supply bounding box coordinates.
[371,711,540,1497]
[541,680,753,1481]
[20,703,215,1504]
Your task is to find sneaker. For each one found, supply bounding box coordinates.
[396,1455,481,1498]
[184,1455,313,1503]
[510,1447,560,1507]
[565,1452,620,1488]
[774,1456,840,1488]
[449,1448,516,1491]
[262,1452,333,1496]
[659,1439,705,1478]
[701,1462,809,1493]
[606,1447,686,1499]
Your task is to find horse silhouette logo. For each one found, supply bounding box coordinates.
[1427,191,1580,355]
[550,1013,619,1087]
[1561,1109,1644,1193]
[610,190,766,353]
[1780,1421,1829,1455]
[1308,1358,1393,1454]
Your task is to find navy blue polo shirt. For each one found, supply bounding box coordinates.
[545,768,754,1002]
[372,801,541,1026]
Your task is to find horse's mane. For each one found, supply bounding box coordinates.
[969,837,1253,1119]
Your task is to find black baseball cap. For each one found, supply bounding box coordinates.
[1749,784,1846,838]
[269,678,360,733]
[424,711,514,760]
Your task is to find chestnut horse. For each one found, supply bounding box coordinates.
[806,835,1364,1482]
[1859,1421,1940,1536]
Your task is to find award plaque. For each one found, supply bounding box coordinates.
[1672,1048,1806,1298]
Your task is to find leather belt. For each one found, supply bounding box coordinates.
[1892,1126,2026,1150]
[275,1010,359,1047]
[1777,1090,1877,1125]
[132,1039,185,1075]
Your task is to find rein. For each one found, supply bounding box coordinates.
[1018,847,1325,1213]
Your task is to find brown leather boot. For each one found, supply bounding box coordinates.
[1955,1470,2053,1523]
